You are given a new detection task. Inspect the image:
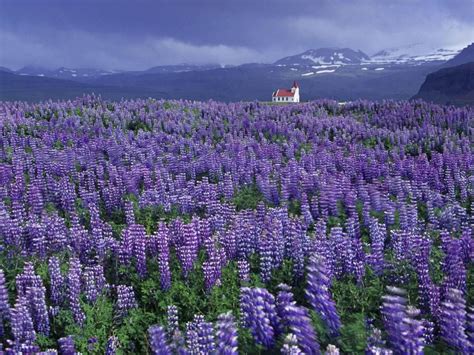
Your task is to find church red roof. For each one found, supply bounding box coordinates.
[273,89,295,97]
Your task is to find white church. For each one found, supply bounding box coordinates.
[272,81,300,103]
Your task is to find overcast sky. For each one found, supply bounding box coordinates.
[0,0,473,70]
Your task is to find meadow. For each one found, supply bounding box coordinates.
[0,96,473,354]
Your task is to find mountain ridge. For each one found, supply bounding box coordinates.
[412,61,474,106]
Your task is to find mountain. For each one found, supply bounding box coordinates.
[144,63,227,74]
[370,43,460,65]
[1,45,466,102]
[15,66,118,81]
[0,71,165,102]
[274,48,370,66]
[0,66,13,73]
[413,62,474,106]
[443,43,474,68]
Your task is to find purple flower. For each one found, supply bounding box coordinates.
[67,257,85,326]
[48,257,64,307]
[105,335,119,355]
[156,223,171,290]
[439,288,469,352]
[116,285,138,318]
[0,269,10,337]
[216,312,239,355]
[9,299,36,349]
[240,287,280,349]
[237,259,250,283]
[381,287,425,354]
[148,325,171,355]
[281,333,303,355]
[277,284,320,354]
[27,286,50,335]
[58,335,76,354]
[306,255,341,335]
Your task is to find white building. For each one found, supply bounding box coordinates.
[272,81,300,103]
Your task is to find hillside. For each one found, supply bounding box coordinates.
[0,71,165,102]
[413,62,474,106]
[0,45,464,102]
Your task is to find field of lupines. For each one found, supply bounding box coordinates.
[0,96,473,354]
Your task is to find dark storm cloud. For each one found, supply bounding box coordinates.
[0,0,473,70]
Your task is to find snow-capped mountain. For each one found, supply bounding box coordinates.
[144,63,228,74]
[370,43,461,65]
[274,48,370,66]
[16,66,117,80]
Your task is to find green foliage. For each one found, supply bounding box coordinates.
[332,269,384,320]
[338,313,367,353]
[53,296,114,354]
[232,184,264,211]
[126,120,152,133]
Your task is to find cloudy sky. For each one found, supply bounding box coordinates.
[0,0,473,70]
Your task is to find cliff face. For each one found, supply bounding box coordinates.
[413,62,474,106]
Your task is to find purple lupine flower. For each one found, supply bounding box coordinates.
[124,200,135,225]
[368,218,385,275]
[221,229,237,260]
[240,287,280,349]
[83,266,99,304]
[439,288,469,352]
[156,223,171,290]
[237,259,250,283]
[288,219,306,278]
[281,333,303,355]
[88,336,98,352]
[166,305,179,337]
[195,317,216,354]
[178,222,199,278]
[48,257,64,307]
[381,287,425,354]
[277,284,320,354]
[148,325,171,355]
[27,286,50,335]
[0,269,10,337]
[467,307,474,353]
[9,299,36,349]
[15,262,43,298]
[58,335,76,354]
[203,247,224,291]
[258,229,273,282]
[105,335,119,355]
[185,324,200,354]
[365,325,391,355]
[441,237,466,295]
[306,255,341,335]
[116,285,138,318]
[134,224,148,278]
[216,312,238,355]
[119,225,134,267]
[67,257,85,326]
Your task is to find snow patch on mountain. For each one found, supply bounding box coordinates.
[275,48,370,66]
[370,43,461,65]
[316,69,336,74]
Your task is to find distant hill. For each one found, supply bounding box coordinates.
[0,71,166,102]
[274,48,370,66]
[0,44,466,102]
[442,43,474,68]
[370,44,460,65]
[413,62,474,106]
